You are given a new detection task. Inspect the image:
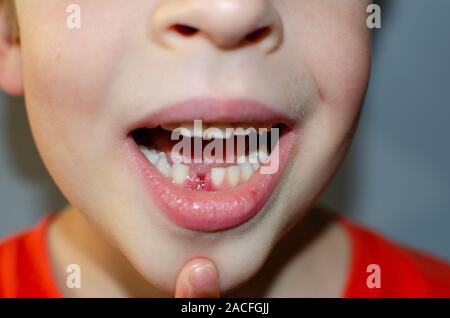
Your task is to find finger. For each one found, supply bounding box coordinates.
[175,258,220,298]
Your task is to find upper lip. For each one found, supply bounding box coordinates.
[128,97,295,132]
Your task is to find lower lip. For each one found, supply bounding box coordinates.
[127,130,297,232]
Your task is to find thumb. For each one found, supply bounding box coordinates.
[175,258,220,298]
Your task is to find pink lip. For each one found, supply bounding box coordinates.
[127,97,298,232]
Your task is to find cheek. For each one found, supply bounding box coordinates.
[290,6,371,135]
[17,9,136,181]
[305,9,371,111]
[19,2,133,121]
[284,0,371,110]
[305,31,371,115]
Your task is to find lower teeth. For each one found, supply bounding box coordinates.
[138,146,268,189]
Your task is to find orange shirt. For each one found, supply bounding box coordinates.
[0,214,449,298]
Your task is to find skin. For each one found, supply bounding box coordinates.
[0,0,371,297]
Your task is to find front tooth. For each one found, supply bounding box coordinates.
[227,166,241,187]
[180,122,203,138]
[215,124,233,139]
[171,164,189,185]
[204,124,232,140]
[240,164,254,181]
[156,156,171,177]
[140,147,160,165]
[203,128,220,140]
[211,168,226,187]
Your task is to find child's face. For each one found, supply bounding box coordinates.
[13,0,370,293]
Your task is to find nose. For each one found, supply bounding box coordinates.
[150,0,283,53]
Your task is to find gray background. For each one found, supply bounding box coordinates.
[1,0,449,261]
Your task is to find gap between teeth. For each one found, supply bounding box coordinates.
[139,146,268,187]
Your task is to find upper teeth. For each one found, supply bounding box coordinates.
[203,125,233,140]
[162,123,273,140]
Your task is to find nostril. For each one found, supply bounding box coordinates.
[170,24,199,37]
[245,26,272,43]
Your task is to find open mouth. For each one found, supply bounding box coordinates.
[126,98,298,232]
[131,122,284,191]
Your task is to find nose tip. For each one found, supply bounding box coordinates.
[150,0,283,53]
